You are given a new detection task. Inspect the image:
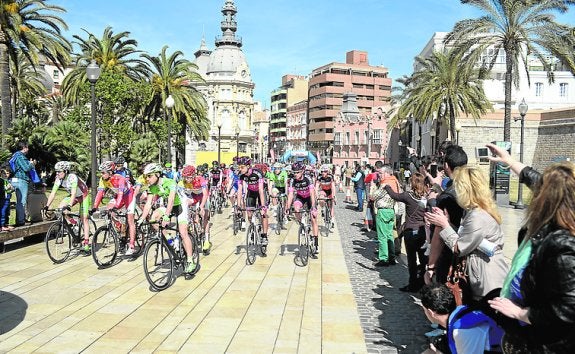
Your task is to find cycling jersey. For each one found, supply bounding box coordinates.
[266,170,288,188]
[210,167,221,186]
[317,174,334,195]
[179,176,208,204]
[94,174,135,211]
[148,178,182,206]
[229,169,240,191]
[53,173,88,199]
[289,175,314,199]
[239,168,265,194]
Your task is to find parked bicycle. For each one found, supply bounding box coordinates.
[142,217,200,291]
[91,209,146,268]
[44,207,97,264]
[243,206,266,265]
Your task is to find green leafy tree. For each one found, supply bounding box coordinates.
[10,50,48,119]
[446,0,575,141]
[397,49,493,140]
[0,0,71,142]
[128,132,160,171]
[61,26,148,106]
[141,45,208,143]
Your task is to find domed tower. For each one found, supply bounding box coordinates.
[187,0,256,166]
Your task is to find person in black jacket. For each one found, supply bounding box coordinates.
[487,143,575,353]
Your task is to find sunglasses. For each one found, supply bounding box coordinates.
[145,174,156,179]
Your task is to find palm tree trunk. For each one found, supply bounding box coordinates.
[0,31,12,146]
[504,46,514,142]
[449,103,456,143]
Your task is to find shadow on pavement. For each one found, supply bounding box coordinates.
[0,290,28,335]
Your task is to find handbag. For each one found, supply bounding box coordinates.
[445,253,471,306]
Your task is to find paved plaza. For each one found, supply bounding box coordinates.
[0,193,526,353]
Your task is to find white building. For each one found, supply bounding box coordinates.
[188,0,256,166]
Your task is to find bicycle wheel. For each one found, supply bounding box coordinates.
[322,204,331,238]
[132,223,147,257]
[232,209,239,235]
[298,224,309,266]
[92,226,119,268]
[187,234,200,275]
[45,221,72,264]
[209,196,216,217]
[143,237,174,291]
[246,224,257,265]
[217,195,223,214]
[275,203,283,235]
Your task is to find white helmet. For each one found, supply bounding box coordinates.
[143,163,162,175]
[54,161,71,172]
[320,164,330,172]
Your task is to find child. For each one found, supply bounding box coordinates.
[0,165,14,231]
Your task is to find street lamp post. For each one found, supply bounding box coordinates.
[86,60,101,204]
[455,121,462,145]
[254,127,259,162]
[430,127,436,155]
[397,140,403,169]
[235,125,240,159]
[165,95,175,165]
[217,119,222,163]
[515,99,528,209]
[416,135,421,156]
[366,116,372,163]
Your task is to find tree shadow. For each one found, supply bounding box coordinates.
[0,291,28,335]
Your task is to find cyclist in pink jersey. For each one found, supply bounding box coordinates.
[237,156,269,245]
[92,161,137,255]
[286,161,319,253]
[179,165,211,251]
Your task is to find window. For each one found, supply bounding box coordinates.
[560,83,568,97]
[345,132,350,145]
[355,131,360,145]
[334,132,342,145]
[364,131,369,145]
[372,129,382,144]
[535,82,543,97]
[53,70,59,79]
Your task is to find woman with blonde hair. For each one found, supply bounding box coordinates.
[487,143,575,353]
[425,166,509,301]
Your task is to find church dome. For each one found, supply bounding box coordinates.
[206,44,249,75]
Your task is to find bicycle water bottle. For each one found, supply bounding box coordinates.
[172,236,180,252]
[167,236,176,249]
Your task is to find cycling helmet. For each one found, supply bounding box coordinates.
[273,162,283,169]
[99,161,116,172]
[181,165,196,177]
[54,161,71,172]
[212,160,219,166]
[237,156,252,166]
[320,164,330,172]
[143,163,163,175]
[292,162,305,172]
[114,156,125,165]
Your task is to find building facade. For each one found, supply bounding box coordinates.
[189,0,256,166]
[286,100,307,152]
[269,75,308,157]
[309,50,392,164]
[252,103,270,163]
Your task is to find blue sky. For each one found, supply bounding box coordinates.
[53,0,575,105]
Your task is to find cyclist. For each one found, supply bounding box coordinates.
[92,161,137,255]
[266,162,288,216]
[220,163,229,197]
[45,161,91,252]
[236,156,269,245]
[179,165,211,252]
[137,163,196,273]
[114,156,135,185]
[286,161,319,253]
[315,164,336,228]
[209,161,223,207]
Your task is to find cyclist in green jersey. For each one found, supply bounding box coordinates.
[266,162,288,216]
[137,163,196,273]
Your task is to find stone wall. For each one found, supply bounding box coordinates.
[532,116,575,170]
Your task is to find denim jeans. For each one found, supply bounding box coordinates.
[355,188,364,210]
[12,179,29,225]
[0,194,10,226]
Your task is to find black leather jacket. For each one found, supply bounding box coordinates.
[515,167,575,351]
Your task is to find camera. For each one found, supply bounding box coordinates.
[475,147,489,159]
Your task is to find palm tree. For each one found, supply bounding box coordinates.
[445,0,575,142]
[0,0,71,140]
[397,49,493,140]
[10,50,48,119]
[61,26,148,105]
[141,45,208,141]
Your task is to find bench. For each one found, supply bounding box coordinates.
[0,220,55,243]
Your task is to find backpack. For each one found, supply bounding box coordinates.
[8,154,17,177]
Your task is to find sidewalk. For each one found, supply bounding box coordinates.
[333,192,526,353]
[0,207,367,353]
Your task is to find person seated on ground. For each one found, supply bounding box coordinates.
[487,143,575,353]
[420,283,504,354]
